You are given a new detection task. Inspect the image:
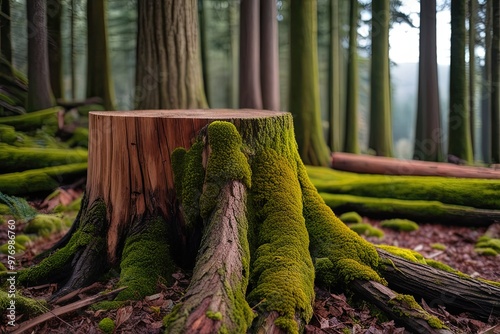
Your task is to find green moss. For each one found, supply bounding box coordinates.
[98,317,115,334]
[0,262,6,271]
[307,166,500,210]
[0,107,61,134]
[476,238,500,252]
[389,294,445,329]
[206,310,223,321]
[475,247,498,256]
[338,211,362,224]
[377,245,426,264]
[247,149,314,333]
[19,201,107,285]
[380,219,419,232]
[0,192,37,221]
[430,243,447,251]
[348,223,384,238]
[199,122,251,218]
[117,217,174,300]
[297,164,383,288]
[77,104,105,115]
[424,259,458,274]
[24,214,64,237]
[0,203,10,214]
[0,290,48,316]
[0,241,25,254]
[67,128,89,148]
[314,258,336,286]
[163,303,182,328]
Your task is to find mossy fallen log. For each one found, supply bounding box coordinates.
[0,106,63,134]
[0,163,87,196]
[320,193,500,225]
[0,145,87,172]
[307,166,500,210]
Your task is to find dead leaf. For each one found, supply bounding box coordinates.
[115,305,133,329]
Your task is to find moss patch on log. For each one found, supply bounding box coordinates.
[380,219,419,232]
[349,223,384,238]
[0,107,62,134]
[338,211,362,224]
[0,290,48,316]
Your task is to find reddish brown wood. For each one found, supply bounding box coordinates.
[331,152,500,179]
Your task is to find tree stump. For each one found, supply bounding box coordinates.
[18,110,500,334]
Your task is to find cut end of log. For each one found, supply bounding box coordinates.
[89,109,288,119]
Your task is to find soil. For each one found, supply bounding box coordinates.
[1,213,499,334]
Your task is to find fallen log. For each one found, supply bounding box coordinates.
[0,106,63,134]
[331,152,500,179]
[377,249,500,320]
[320,193,500,226]
[307,166,500,210]
[0,145,88,172]
[0,163,87,195]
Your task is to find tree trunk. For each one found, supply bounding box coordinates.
[449,0,474,163]
[135,0,208,109]
[86,0,116,110]
[47,0,63,99]
[198,0,210,107]
[414,0,443,162]
[1,0,12,65]
[289,0,331,166]
[228,0,239,108]
[369,0,393,157]
[18,110,500,333]
[331,152,500,179]
[482,0,492,164]
[239,0,262,109]
[491,0,500,163]
[469,0,476,155]
[26,0,56,112]
[344,0,359,154]
[328,0,342,152]
[260,0,280,111]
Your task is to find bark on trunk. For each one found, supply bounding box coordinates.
[331,152,500,179]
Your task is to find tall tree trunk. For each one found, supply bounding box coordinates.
[135,0,207,109]
[260,0,280,111]
[228,0,239,109]
[482,0,492,163]
[198,0,210,107]
[47,0,63,99]
[26,0,56,112]
[448,0,473,163]
[469,0,476,155]
[86,0,116,110]
[239,0,262,109]
[414,0,443,162]
[0,0,12,64]
[70,0,76,99]
[289,0,330,166]
[344,0,359,154]
[369,0,393,157]
[328,0,342,152]
[492,0,500,163]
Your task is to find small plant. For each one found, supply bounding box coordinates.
[0,192,37,222]
[380,219,419,232]
[430,243,446,251]
[349,223,384,238]
[339,211,362,224]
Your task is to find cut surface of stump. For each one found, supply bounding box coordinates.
[16,109,500,334]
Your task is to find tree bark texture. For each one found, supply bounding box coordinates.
[47,0,63,99]
[135,0,208,109]
[289,0,331,166]
[1,0,12,64]
[469,0,476,153]
[482,0,492,164]
[18,110,500,333]
[328,0,342,152]
[86,0,116,110]
[260,0,280,111]
[369,0,393,157]
[491,0,500,163]
[449,0,474,163]
[414,0,443,162]
[331,152,500,179]
[27,0,55,112]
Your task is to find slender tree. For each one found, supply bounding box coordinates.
[482,0,492,163]
[369,0,393,157]
[344,0,359,154]
[228,0,239,108]
[198,0,210,106]
[135,0,207,109]
[260,0,280,111]
[239,0,262,109]
[289,0,330,166]
[469,0,476,154]
[328,0,342,152]
[448,0,473,163]
[47,0,63,99]
[70,0,76,99]
[414,0,443,161]
[492,0,500,162]
[87,0,116,110]
[26,0,56,111]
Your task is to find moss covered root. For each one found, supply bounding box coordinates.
[116,217,173,300]
[248,149,315,334]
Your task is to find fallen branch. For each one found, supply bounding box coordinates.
[331,152,500,179]
[11,286,127,334]
[0,107,63,133]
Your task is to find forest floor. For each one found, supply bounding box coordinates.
[1,197,500,334]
